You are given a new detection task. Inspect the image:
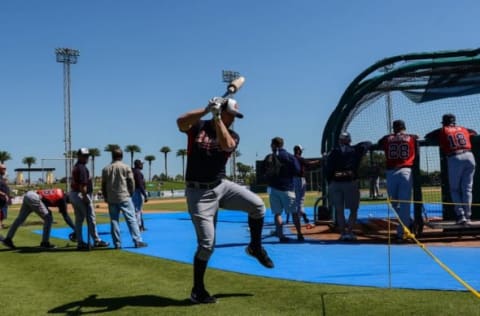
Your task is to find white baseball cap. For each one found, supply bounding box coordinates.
[225,98,244,118]
[77,148,90,156]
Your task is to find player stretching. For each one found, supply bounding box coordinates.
[378,120,418,242]
[425,113,477,225]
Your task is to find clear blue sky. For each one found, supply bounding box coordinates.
[1,0,479,181]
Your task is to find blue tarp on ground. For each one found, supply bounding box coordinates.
[46,206,480,292]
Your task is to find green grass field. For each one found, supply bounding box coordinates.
[1,192,479,315]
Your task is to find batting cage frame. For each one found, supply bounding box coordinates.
[317,47,480,237]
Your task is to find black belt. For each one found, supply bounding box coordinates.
[186,180,222,190]
[447,149,471,157]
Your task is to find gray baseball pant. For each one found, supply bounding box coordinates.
[186,179,265,261]
[7,191,52,243]
[386,167,412,237]
[447,151,476,218]
[69,191,101,245]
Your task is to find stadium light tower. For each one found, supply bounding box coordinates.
[222,70,241,182]
[56,48,79,190]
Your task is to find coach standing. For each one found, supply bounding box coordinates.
[425,113,477,225]
[177,96,274,304]
[102,148,147,249]
[325,132,371,241]
[69,148,109,250]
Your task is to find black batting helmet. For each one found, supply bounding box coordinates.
[442,113,456,125]
[393,120,406,132]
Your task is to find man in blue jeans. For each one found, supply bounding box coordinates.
[101,148,147,249]
[69,148,109,250]
[132,159,148,231]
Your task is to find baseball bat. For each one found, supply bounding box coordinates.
[222,76,245,98]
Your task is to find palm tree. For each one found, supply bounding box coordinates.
[0,151,12,164]
[125,145,141,167]
[160,146,171,179]
[144,155,156,181]
[176,149,187,180]
[22,156,36,185]
[89,148,101,185]
[104,144,121,161]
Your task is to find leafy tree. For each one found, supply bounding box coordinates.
[176,149,187,180]
[125,144,141,167]
[104,144,121,163]
[22,156,37,184]
[160,146,171,179]
[144,155,156,181]
[236,162,253,182]
[104,144,121,153]
[0,151,12,164]
[358,151,386,179]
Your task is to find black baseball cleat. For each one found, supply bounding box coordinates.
[2,237,16,249]
[94,240,110,248]
[190,288,217,304]
[77,242,91,251]
[245,245,274,268]
[40,241,56,249]
[68,232,77,242]
[135,241,148,248]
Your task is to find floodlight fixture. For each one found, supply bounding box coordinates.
[222,70,240,83]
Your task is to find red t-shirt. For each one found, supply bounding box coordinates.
[379,133,417,169]
[37,188,64,205]
[438,126,472,155]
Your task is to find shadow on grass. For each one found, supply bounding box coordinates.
[0,246,118,254]
[48,293,253,314]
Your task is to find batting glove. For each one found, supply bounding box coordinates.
[210,103,222,119]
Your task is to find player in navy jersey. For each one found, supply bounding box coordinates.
[177,96,273,304]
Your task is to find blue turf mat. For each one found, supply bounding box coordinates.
[45,207,480,292]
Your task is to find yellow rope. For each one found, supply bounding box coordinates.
[385,197,480,298]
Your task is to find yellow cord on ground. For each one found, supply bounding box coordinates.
[386,197,480,299]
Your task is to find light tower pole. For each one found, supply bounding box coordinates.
[222,70,241,182]
[55,48,79,190]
